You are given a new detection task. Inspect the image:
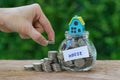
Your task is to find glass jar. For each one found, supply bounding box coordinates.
[58,31,97,71]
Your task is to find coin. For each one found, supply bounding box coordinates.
[24,65,34,71]
[83,57,93,68]
[44,58,53,64]
[48,41,55,44]
[63,60,74,67]
[78,38,86,46]
[40,59,44,62]
[70,41,79,48]
[74,58,85,68]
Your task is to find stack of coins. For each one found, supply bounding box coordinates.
[42,62,52,72]
[42,58,53,72]
[24,51,62,72]
[48,51,58,63]
[33,62,43,72]
[24,65,34,71]
[52,63,62,72]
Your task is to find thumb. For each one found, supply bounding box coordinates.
[28,27,48,46]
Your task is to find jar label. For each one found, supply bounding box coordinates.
[62,46,89,61]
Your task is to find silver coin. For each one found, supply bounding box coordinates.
[44,58,53,64]
[70,41,79,48]
[83,57,93,68]
[40,59,44,62]
[48,41,55,44]
[33,62,43,72]
[48,51,58,54]
[63,60,74,67]
[74,58,85,68]
[78,38,86,46]
[24,65,34,71]
[48,51,58,56]
[52,63,62,72]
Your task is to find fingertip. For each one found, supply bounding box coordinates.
[40,40,48,46]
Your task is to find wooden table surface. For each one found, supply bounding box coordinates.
[0,60,119,80]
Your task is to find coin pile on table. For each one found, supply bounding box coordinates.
[24,50,62,72]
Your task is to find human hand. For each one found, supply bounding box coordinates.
[0,3,54,46]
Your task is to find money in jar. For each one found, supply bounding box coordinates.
[58,15,97,71]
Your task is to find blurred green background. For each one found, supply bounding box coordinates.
[0,0,120,60]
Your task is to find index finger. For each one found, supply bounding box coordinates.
[39,12,55,43]
[33,4,55,42]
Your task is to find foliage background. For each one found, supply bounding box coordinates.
[0,0,120,60]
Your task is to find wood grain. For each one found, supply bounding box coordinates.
[0,60,119,80]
